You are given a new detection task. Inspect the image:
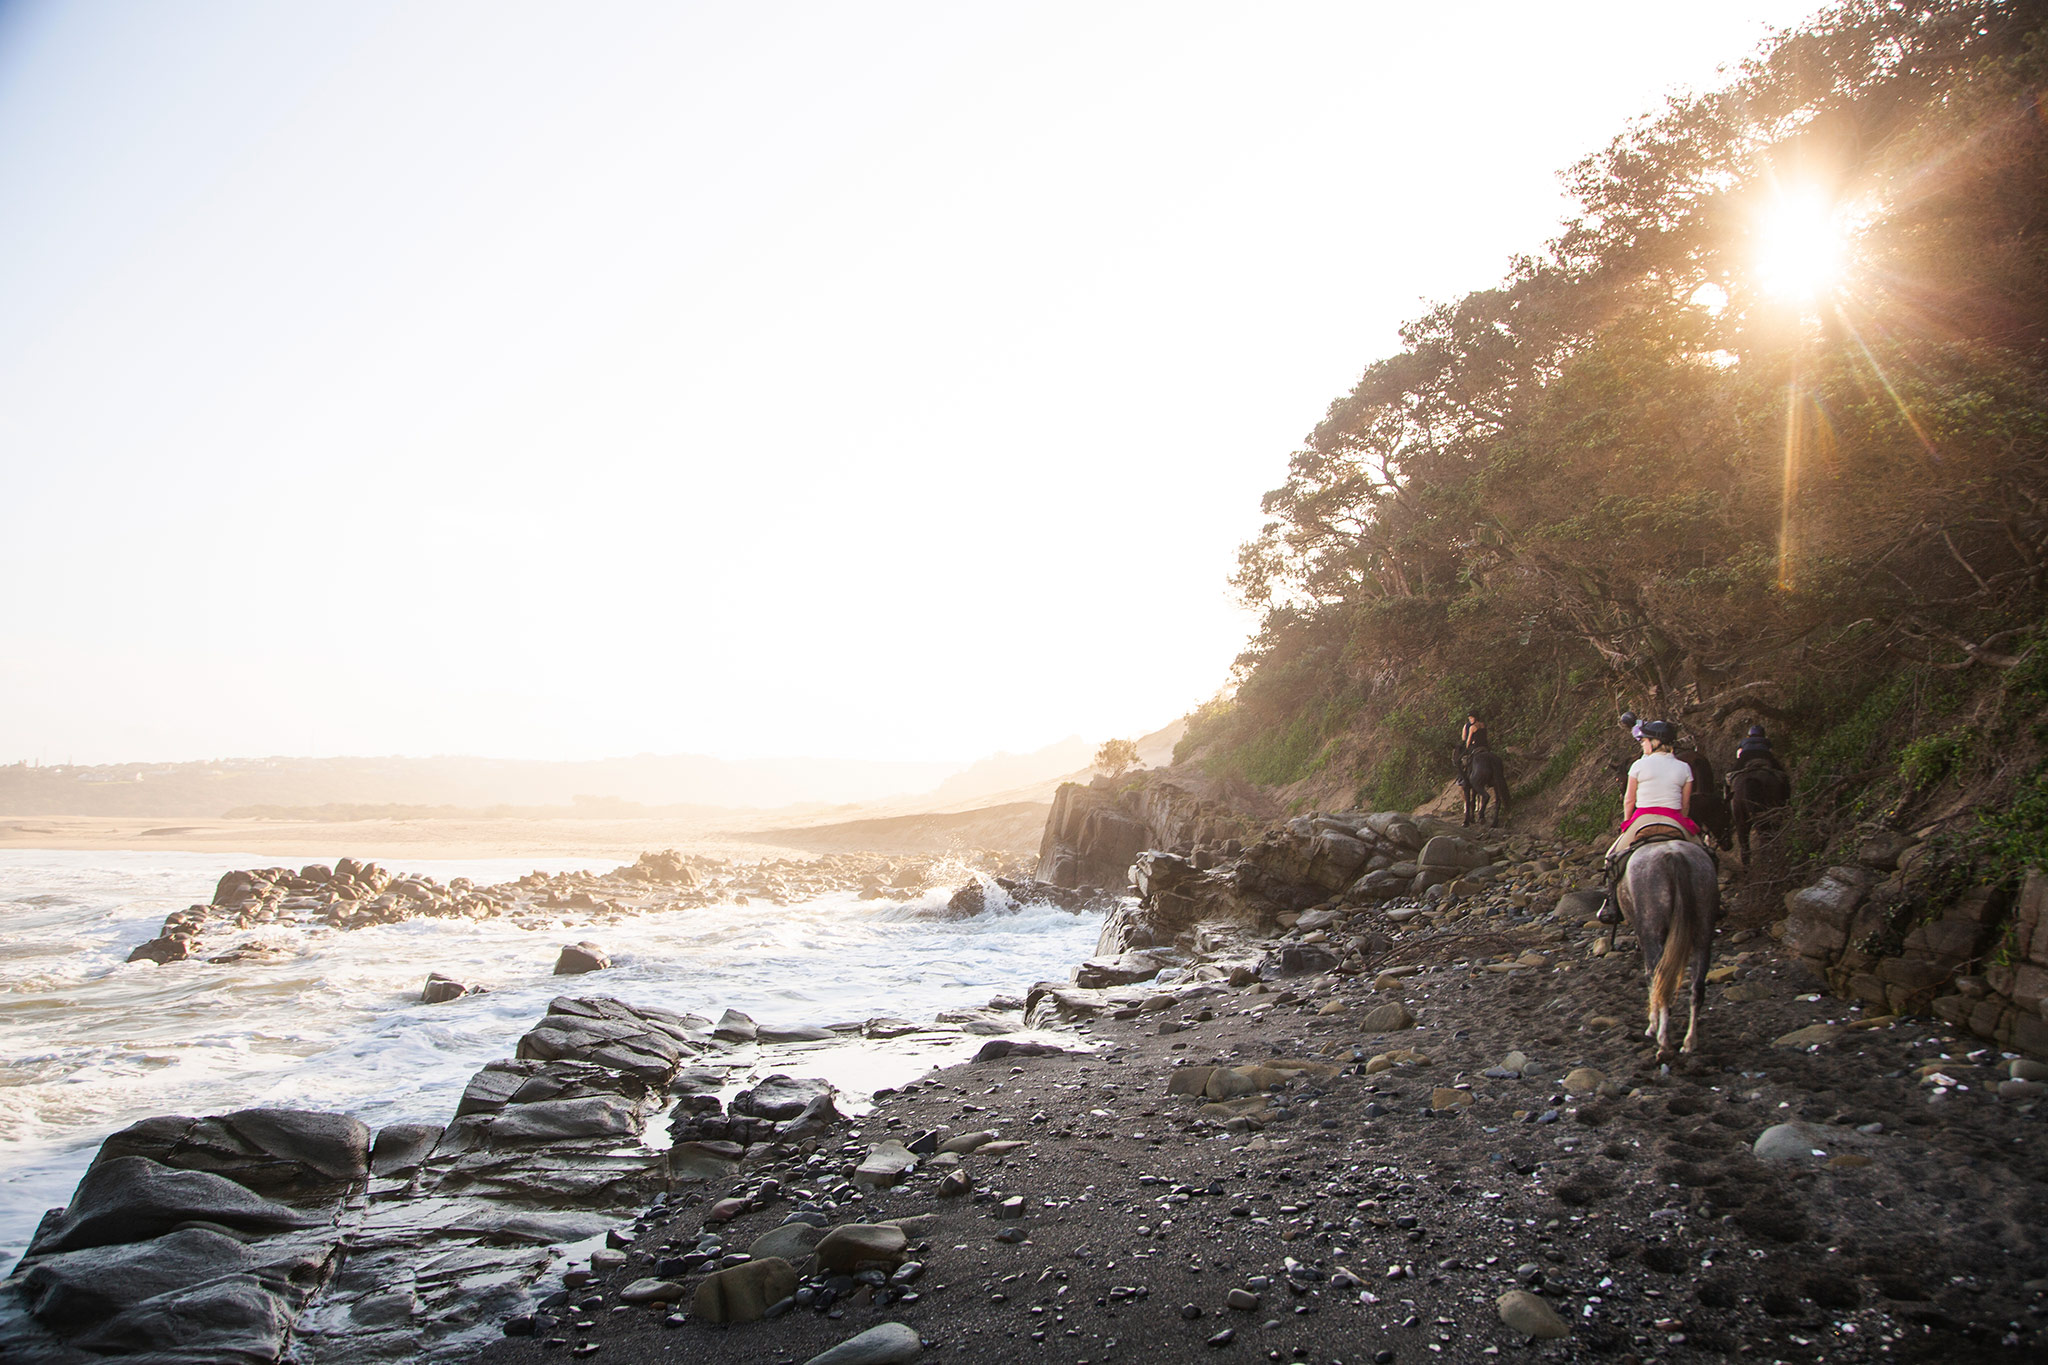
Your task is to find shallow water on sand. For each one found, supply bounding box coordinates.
[0,849,1104,1266]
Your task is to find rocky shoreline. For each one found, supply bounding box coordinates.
[120,848,1096,969]
[6,803,2045,1364]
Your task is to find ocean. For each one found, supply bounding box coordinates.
[0,848,1105,1268]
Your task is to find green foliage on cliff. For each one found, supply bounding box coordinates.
[1197,1,2048,836]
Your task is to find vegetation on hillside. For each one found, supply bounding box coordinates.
[1182,0,2048,867]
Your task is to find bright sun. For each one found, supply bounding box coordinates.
[1753,192,1849,303]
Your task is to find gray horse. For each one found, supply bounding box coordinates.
[1615,840,1719,1055]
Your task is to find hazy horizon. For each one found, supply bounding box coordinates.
[1,1,1826,767]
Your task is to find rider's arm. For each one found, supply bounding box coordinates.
[1623,773,1639,823]
[1680,778,1694,818]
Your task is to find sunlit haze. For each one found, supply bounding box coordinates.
[1753,190,1852,302]
[0,1,1826,767]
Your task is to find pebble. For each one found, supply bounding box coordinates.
[1753,1121,1830,1162]
[1227,1288,1261,1311]
[1562,1067,1603,1095]
[616,1278,684,1305]
[1359,1002,1416,1033]
[1773,1023,1844,1048]
[1207,1327,1236,1347]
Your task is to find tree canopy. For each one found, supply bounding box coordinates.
[1220,0,2048,774]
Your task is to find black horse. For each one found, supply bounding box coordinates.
[1726,763,1792,861]
[1459,745,1509,828]
[1675,745,1734,850]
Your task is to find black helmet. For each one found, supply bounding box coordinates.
[1747,724,1767,738]
[1619,710,1639,730]
[1641,720,1677,744]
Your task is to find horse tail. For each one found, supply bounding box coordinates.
[1648,851,1700,1021]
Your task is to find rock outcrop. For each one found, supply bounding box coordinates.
[1035,773,1261,891]
[1786,857,2048,1052]
[1097,807,1478,954]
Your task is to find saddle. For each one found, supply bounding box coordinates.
[1597,820,1700,924]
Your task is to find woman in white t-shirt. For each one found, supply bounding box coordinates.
[1622,719,1697,837]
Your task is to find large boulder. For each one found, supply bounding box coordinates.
[421,972,476,1004]
[70,1272,297,1362]
[29,1156,323,1256]
[553,942,610,975]
[20,1227,257,1332]
[1305,830,1371,890]
[127,935,193,964]
[1073,951,1169,989]
[1783,867,1871,963]
[516,997,702,1084]
[485,1096,643,1144]
[90,1109,369,1195]
[1417,835,1489,872]
[731,1075,834,1122]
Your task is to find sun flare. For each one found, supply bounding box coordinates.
[1753,192,1849,303]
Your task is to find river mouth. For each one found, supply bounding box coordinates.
[0,848,1107,1268]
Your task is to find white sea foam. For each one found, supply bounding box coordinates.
[0,849,1105,1267]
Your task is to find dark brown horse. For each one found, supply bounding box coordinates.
[1675,746,1733,850]
[1616,839,1719,1055]
[1726,763,1792,861]
[1459,746,1509,828]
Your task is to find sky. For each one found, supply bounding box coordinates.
[0,1,1829,768]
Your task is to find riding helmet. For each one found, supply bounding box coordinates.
[1641,719,1677,744]
[1747,724,1767,738]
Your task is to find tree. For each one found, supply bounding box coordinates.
[1094,739,1140,778]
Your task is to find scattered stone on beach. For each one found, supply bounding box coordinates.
[1358,1002,1415,1033]
[1774,1023,1844,1048]
[853,1141,918,1188]
[801,1321,924,1365]
[815,1223,909,1272]
[618,1277,686,1304]
[1753,1122,1831,1161]
[750,1223,826,1261]
[1497,1288,1570,1338]
[691,1256,799,1324]
[1562,1067,1604,1095]
[553,941,611,974]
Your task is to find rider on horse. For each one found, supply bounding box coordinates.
[1731,723,1785,774]
[1600,719,1704,918]
[1458,712,1489,763]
